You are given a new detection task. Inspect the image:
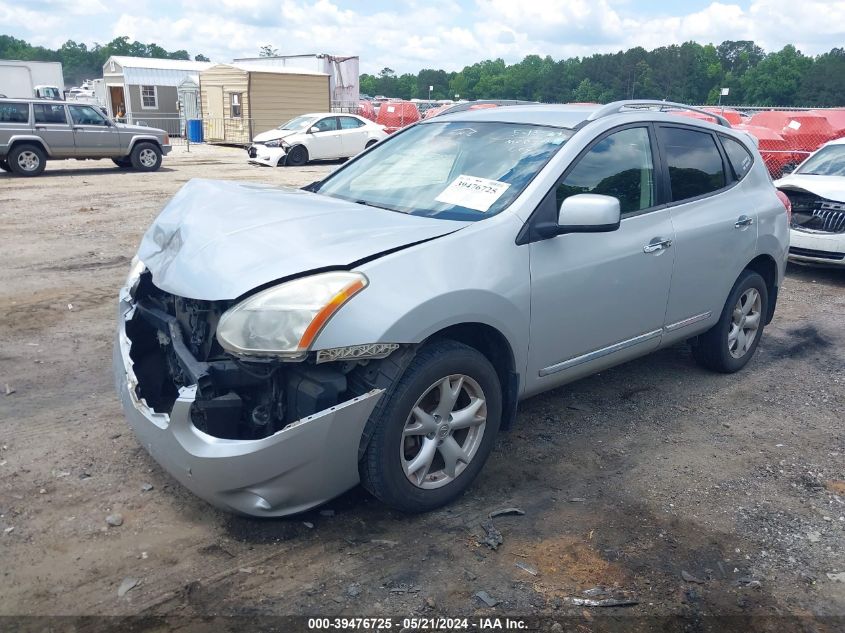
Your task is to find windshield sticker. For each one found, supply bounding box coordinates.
[435,175,511,212]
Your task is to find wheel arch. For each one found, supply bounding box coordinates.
[744,253,778,324]
[424,322,520,431]
[127,136,163,154]
[8,136,51,157]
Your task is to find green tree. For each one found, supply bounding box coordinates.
[741,45,811,105]
[258,45,279,57]
[195,53,210,62]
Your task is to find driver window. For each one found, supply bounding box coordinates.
[313,117,338,133]
[68,105,107,126]
[557,127,655,216]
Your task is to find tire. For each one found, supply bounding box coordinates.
[365,139,378,149]
[286,145,308,166]
[692,269,768,373]
[129,142,162,171]
[361,339,502,513]
[112,157,132,169]
[0,159,10,172]
[9,144,46,177]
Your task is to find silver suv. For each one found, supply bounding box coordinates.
[0,98,171,176]
[115,101,790,517]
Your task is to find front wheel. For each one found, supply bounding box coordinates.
[361,340,502,513]
[130,142,162,171]
[286,145,308,166]
[692,269,768,373]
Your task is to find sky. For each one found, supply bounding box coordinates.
[2,0,844,73]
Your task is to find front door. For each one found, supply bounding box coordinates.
[68,104,121,157]
[528,125,675,388]
[32,103,75,158]
[657,126,759,337]
[307,116,342,159]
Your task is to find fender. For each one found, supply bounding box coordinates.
[126,134,165,154]
[5,134,52,157]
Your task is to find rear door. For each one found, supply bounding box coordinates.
[68,104,120,156]
[658,125,759,340]
[337,116,368,156]
[33,103,75,158]
[307,116,342,159]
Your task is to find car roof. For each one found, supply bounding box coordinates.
[426,100,738,132]
[431,104,598,128]
[0,98,83,105]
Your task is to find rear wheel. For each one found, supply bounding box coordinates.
[361,340,502,513]
[365,139,378,149]
[286,145,308,166]
[130,142,162,171]
[9,144,46,177]
[692,269,768,373]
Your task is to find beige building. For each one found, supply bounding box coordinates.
[199,63,330,145]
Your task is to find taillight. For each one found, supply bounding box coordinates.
[775,190,792,224]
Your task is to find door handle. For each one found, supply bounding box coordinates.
[735,215,754,228]
[643,239,672,253]
[35,125,47,130]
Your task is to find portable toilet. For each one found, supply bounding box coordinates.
[177,74,201,137]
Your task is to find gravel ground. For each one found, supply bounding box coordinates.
[0,144,843,630]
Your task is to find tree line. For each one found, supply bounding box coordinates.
[3,34,842,106]
[360,41,845,107]
[0,35,210,86]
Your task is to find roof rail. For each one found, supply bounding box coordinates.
[586,100,732,128]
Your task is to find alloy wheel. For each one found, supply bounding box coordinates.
[400,374,487,489]
[139,148,157,168]
[17,151,40,172]
[728,287,761,358]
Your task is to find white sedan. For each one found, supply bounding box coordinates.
[775,137,845,267]
[247,113,387,167]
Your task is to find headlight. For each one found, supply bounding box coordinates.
[126,256,146,287]
[263,139,281,148]
[216,272,368,358]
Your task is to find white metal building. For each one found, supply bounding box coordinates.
[102,56,213,134]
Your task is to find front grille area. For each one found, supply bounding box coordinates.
[125,272,353,440]
[785,190,845,234]
[789,246,845,261]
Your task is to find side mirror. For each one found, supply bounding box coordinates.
[536,194,621,238]
[308,126,320,134]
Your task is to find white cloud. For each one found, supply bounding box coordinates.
[2,0,844,73]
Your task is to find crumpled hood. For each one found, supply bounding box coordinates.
[137,179,469,300]
[774,174,845,202]
[252,129,300,143]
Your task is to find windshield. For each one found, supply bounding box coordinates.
[315,121,572,220]
[796,145,845,176]
[278,115,316,131]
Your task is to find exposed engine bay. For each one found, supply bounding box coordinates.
[125,272,392,440]
[781,188,845,234]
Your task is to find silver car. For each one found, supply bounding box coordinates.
[0,98,170,176]
[115,101,790,517]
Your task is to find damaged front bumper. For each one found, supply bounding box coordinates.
[789,229,845,265]
[113,286,383,516]
[247,144,286,167]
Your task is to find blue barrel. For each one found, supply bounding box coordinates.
[187,119,203,142]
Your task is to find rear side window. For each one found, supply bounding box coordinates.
[339,116,364,129]
[721,136,753,180]
[34,104,67,124]
[0,102,29,123]
[557,126,655,216]
[658,127,726,202]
